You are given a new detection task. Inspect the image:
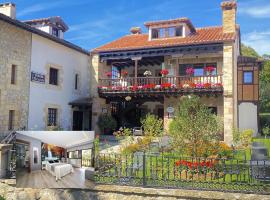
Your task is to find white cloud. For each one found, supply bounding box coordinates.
[239,0,270,18]
[242,30,270,55]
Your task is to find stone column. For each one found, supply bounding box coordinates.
[90,54,111,134]
[223,43,234,145]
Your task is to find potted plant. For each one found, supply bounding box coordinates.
[105,71,112,78]
[160,69,169,77]
[121,70,128,78]
[204,66,215,76]
[97,114,117,135]
[143,70,152,77]
[185,67,194,76]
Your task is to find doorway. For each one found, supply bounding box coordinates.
[16,141,30,173]
[73,111,83,130]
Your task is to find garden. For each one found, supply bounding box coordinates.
[94,95,270,193]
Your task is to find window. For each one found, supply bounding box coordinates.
[49,68,58,85]
[48,108,57,126]
[168,27,175,37]
[152,29,159,39]
[179,63,217,76]
[52,27,59,37]
[243,71,253,84]
[159,28,165,38]
[112,66,120,79]
[75,74,78,90]
[193,64,204,77]
[11,64,16,84]
[175,26,183,36]
[8,110,15,130]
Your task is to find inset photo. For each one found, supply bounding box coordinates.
[0,132,16,180]
[16,131,95,188]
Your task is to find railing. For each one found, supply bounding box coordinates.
[98,75,223,93]
[82,159,92,167]
[94,152,270,194]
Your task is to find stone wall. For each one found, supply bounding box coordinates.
[0,181,269,200]
[223,43,235,145]
[0,20,31,132]
[90,54,111,134]
[164,96,224,133]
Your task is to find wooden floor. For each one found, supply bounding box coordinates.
[16,168,95,189]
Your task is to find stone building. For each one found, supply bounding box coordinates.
[90,0,261,144]
[0,3,91,132]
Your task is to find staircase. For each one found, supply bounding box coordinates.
[1,132,16,179]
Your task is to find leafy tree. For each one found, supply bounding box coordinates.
[241,43,260,58]
[141,114,163,137]
[260,59,270,112]
[168,95,223,157]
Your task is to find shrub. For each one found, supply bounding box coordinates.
[141,114,163,137]
[262,126,270,139]
[0,196,5,200]
[97,114,117,134]
[168,95,223,157]
[240,129,253,148]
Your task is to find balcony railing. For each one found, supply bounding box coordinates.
[98,75,223,96]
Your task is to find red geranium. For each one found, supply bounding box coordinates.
[105,72,112,77]
[121,70,128,76]
[186,67,194,75]
[160,69,169,75]
[204,66,215,72]
[203,83,212,88]
[143,84,155,89]
[161,82,172,88]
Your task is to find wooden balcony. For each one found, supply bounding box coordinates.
[98,75,223,98]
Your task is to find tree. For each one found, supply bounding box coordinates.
[241,43,260,58]
[168,95,223,157]
[260,59,270,112]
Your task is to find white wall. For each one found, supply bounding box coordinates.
[28,34,90,130]
[238,102,258,135]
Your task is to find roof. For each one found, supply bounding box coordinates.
[144,17,196,33]
[23,16,69,32]
[0,13,89,55]
[92,26,236,53]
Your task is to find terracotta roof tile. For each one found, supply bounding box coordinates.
[92,26,235,53]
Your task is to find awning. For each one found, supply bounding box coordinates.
[68,97,92,107]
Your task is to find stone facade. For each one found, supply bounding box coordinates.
[0,20,31,132]
[90,54,111,134]
[221,1,237,33]
[223,43,236,145]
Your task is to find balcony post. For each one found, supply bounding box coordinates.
[132,57,141,85]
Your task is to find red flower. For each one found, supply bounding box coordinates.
[204,66,215,72]
[121,70,128,76]
[186,67,194,75]
[203,83,211,88]
[105,72,112,77]
[160,69,169,75]
[161,82,172,88]
[175,160,181,166]
[143,84,155,89]
[131,85,138,91]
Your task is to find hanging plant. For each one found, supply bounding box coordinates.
[105,72,112,77]
[160,69,169,76]
[186,67,194,76]
[121,70,128,77]
[143,70,152,77]
[204,66,215,76]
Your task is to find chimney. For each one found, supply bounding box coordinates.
[130,27,141,34]
[0,2,16,19]
[221,0,237,33]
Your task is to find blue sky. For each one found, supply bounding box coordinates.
[12,0,270,55]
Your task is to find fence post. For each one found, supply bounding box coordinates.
[143,151,147,186]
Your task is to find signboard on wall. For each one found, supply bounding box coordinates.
[31,71,45,83]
